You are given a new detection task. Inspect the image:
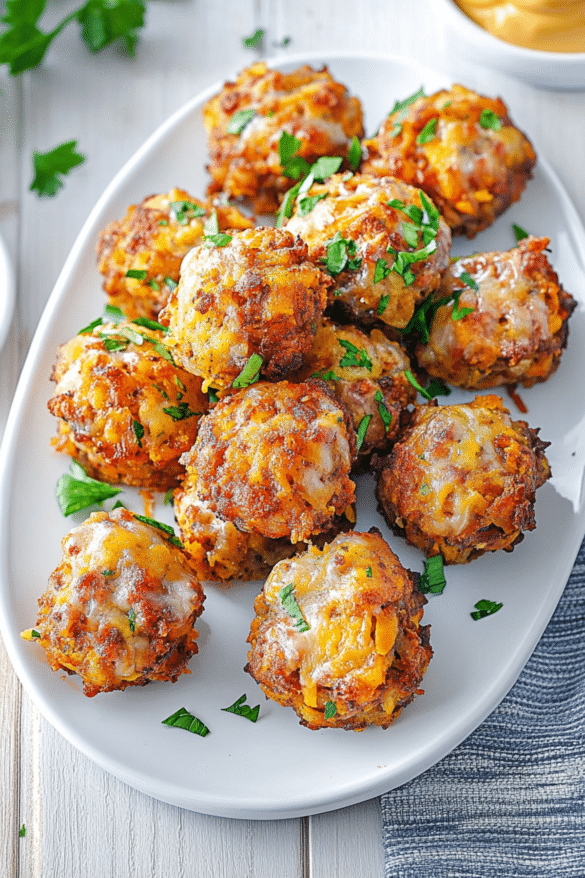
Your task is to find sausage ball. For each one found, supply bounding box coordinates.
[294,317,416,461]
[362,84,536,238]
[285,173,451,330]
[159,226,331,392]
[97,188,253,320]
[245,529,432,731]
[48,319,208,489]
[174,380,357,578]
[203,62,364,213]
[21,508,205,697]
[375,395,550,564]
[415,236,576,390]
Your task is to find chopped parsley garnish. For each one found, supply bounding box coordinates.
[458,271,478,292]
[365,566,373,578]
[232,353,263,388]
[348,135,362,170]
[387,86,425,137]
[513,222,529,243]
[324,700,337,719]
[323,232,362,276]
[275,153,342,227]
[377,292,390,316]
[132,316,169,333]
[279,583,310,632]
[404,369,435,401]
[471,599,503,620]
[373,258,391,284]
[226,109,256,135]
[222,694,260,723]
[278,131,306,177]
[386,191,440,285]
[311,368,340,382]
[132,419,144,448]
[162,707,209,737]
[102,569,115,576]
[450,286,475,321]
[479,108,502,131]
[375,389,393,432]
[127,608,136,632]
[148,278,160,290]
[78,316,104,335]
[208,388,219,404]
[163,488,174,506]
[132,513,183,547]
[104,304,125,322]
[203,211,232,248]
[19,824,26,838]
[338,338,372,370]
[169,200,206,225]
[164,276,178,291]
[30,140,85,197]
[125,268,148,280]
[355,414,372,452]
[56,461,121,516]
[425,377,451,397]
[242,27,265,48]
[419,555,446,595]
[31,630,41,639]
[298,193,327,216]
[310,155,343,180]
[162,403,201,421]
[416,117,438,145]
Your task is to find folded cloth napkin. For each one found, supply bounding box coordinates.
[381,535,585,878]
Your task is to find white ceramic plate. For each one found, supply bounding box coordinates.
[1,53,585,821]
[0,230,15,351]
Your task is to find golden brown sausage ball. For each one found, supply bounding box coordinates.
[293,317,416,460]
[375,395,550,564]
[203,62,364,213]
[159,226,331,392]
[21,508,205,697]
[48,319,208,489]
[362,85,536,238]
[415,236,576,390]
[97,188,253,320]
[245,529,432,731]
[174,380,356,577]
[285,173,451,330]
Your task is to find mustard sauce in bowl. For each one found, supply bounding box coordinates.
[455,0,585,52]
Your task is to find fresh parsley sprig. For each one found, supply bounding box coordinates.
[56,461,121,516]
[30,140,85,197]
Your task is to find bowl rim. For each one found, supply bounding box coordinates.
[436,0,585,62]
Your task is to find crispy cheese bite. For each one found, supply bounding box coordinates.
[97,188,253,320]
[48,319,208,489]
[245,529,432,731]
[203,62,364,213]
[22,508,205,697]
[285,173,451,330]
[362,85,536,238]
[415,236,576,390]
[159,226,331,392]
[174,380,356,579]
[375,395,550,564]
[293,317,416,460]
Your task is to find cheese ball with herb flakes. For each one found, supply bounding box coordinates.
[285,173,451,330]
[159,226,332,392]
[245,529,432,731]
[362,84,536,238]
[415,236,577,390]
[203,62,364,214]
[48,319,208,490]
[174,380,356,578]
[21,508,205,698]
[375,395,551,564]
[97,188,253,320]
[293,317,416,461]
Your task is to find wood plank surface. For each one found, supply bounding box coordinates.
[1,2,584,877]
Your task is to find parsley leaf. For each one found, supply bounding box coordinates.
[162,402,201,421]
[131,513,183,547]
[348,135,361,170]
[373,258,391,284]
[222,694,260,723]
[479,108,502,131]
[419,555,446,595]
[279,583,310,632]
[323,232,362,276]
[324,701,337,719]
[298,193,327,216]
[374,389,393,432]
[132,419,144,448]
[355,414,372,452]
[471,599,503,620]
[56,461,121,516]
[416,117,438,145]
[169,200,206,225]
[77,0,145,56]
[226,109,256,135]
[19,824,26,838]
[242,27,264,48]
[162,707,209,737]
[30,139,85,197]
[513,222,529,243]
[232,353,263,388]
[387,86,425,137]
[377,292,390,315]
[338,338,372,370]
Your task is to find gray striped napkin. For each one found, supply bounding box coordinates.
[381,536,585,878]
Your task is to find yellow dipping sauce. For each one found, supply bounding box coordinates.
[455,0,585,52]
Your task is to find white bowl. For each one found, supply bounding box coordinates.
[434,0,585,90]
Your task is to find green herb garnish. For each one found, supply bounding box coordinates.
[355,414,372,452]
[31,630,41,639]
[169,200,206,225]
[132,513,183,547]
[471,599,503,620]
[323,232,362,276]
[232,352,263,388]
[298,193,327,216]
[128,608,136,632]
[125,268,148,280]
[163,403,201,421]
[373,258,391,285]
[132,419,144,448]
[226,109,256,135]
[425,377,451,397]
[365,566,373,578]
[311,368,340,382]
[279,583,310,632]
[387,87,425,137]
[377,292,390,315]
[163,488,174,506]
[404,369,434,400]
[56,461,121,516]
[203,211,232,248]
[132,316,169,333]
[512,223,529,243]
[310,155,343,180]
[416,117,438,145]
[242,27,264,48]
[348,135,362,170]
[338,338,372,370]
[479,108,502,131]
[222,694,260,723]
[19,824,26,837]
[324,701,337,719]
[419,555,446,595]
[30,140,85,197]
[162,707,209,737]
[374,389,393,433]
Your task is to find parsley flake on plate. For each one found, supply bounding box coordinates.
[222,694,260,723]
[419,555,446,595]
[162,707,209,737]
[471,599,503,620]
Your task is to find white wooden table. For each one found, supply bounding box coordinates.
[1,2,584,875]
